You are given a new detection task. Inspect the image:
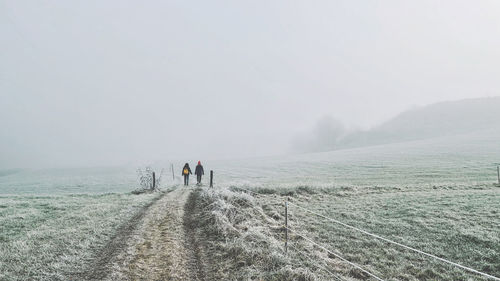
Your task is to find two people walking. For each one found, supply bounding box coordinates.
[182,161,204,186]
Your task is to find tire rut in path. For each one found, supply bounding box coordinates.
[183,189,206,281]
[76,192,164,281]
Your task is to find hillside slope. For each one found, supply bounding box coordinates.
[338,97,500,149]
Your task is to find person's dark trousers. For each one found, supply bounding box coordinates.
[184,175,189,186]
[197,174,202,184]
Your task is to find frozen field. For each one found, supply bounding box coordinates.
[212,131,500,188]
[0,167,137,195]
[200,132,500,280]
[216,183,499,280]
[0,167,159,280]
[1,131,499,280]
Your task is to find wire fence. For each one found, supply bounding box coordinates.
[287,226,385,281]
[287,201,500,281]
[232,187,385,280]
[231,186,500,281]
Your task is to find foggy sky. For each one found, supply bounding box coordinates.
[1,1,500,169]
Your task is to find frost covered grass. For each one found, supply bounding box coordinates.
[0,192,158,281]
[192,186,317,280]
[1,134,499,280]
[211,131,500,189]
[0,167,138,195]
[219,185,499,280]
[182,135,500,280]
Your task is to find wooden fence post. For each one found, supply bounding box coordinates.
[152,172,156,189]
[497,166,499,185]
[285,198,288,253]
[210,170,213,188]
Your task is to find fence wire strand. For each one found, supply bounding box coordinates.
[287,226,386,281]
[288,201,500,281]
[232,187,365,280]
[288,242,346,281]
[231,186,500,281]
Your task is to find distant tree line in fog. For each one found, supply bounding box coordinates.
[293,97,500,153]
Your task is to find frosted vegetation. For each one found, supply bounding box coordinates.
[196,133,500,280]
[0,131,499,280]
[212,129,500,189]
[0,193,158,280]
[197,185,498,280]
[0,167,138,195]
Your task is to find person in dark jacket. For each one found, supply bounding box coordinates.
[195,161,204,185]
[182,163,192,186]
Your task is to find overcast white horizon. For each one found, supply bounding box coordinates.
[1,1,500,169]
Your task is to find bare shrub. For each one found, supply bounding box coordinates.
[135,167,164,193]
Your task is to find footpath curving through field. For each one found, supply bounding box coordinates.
[80,187,207,281]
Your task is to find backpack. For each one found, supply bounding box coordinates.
[183,168,189,175]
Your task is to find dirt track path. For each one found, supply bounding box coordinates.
[103,187,206,281]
